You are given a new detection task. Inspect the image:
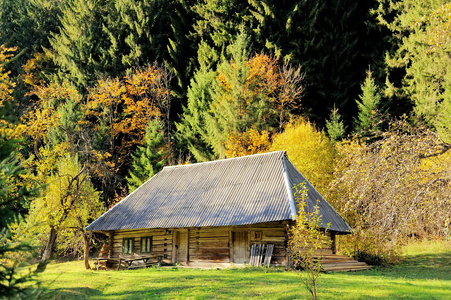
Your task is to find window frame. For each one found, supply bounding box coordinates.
[122,238,134,255]
[140,236,153,254]
[251,231,262,241]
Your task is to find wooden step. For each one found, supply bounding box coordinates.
[323,264,372,272]
[322,261,368,268]
[313,254,373,272]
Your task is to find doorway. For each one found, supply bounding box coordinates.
[232,231,249,263]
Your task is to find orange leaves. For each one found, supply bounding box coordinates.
[214,53,303,131]
[87,65,169,140]
[85,64,172,171]
[216,54,282,105]
[224,127,271,158]
[18,81,81,143]
[21,52,53,87]
[245,54,281,99]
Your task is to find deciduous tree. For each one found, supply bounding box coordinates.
[289,183,331,300]
[329,120,451,261]
[270,119,336,195]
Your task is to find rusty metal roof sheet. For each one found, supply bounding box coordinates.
[86,151,351,233]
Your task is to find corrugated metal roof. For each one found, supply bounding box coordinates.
[85,151,351,233]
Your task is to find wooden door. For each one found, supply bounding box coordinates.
[173,230,188,264]
[232,231,249,263]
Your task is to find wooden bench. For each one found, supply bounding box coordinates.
[95,257,120,271]
[117,255,163,270]
[94,244,116,271]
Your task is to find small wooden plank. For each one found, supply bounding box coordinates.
[263,244,274,266]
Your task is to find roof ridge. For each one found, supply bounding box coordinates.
[163,150,287,170]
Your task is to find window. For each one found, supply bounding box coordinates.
[122,238,134,255]
[141,236,153,254]
[252,231,262,241]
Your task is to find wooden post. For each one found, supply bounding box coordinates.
[108,231,114,258]
[229,231,234,263]
[172,230,176,263]
[185,229,189,265]
[331,232,337,254]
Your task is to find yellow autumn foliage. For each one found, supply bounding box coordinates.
[270,119,336,195]
[224,127,271,158]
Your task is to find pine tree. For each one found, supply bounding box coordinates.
[127,118,167,193]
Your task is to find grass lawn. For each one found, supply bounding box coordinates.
[33,240,450,299]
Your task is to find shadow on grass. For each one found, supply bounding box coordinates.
[38,287,103,300]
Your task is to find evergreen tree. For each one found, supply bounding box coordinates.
[178,32,303,160]
[326,106,346,142]
[49,0,111,86]
[191,0,250,70]
[354,69,382,133]
[0,0,63,72]
[375,0,451,142]
[127,118,167,192]
[176,67,217,162]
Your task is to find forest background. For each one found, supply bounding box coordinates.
[0,0,450,292]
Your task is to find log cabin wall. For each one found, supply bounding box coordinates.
[111,228,174,264]
[109,220,329,266]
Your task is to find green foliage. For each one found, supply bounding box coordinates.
[49,0,111,86]
[191,0,249,70]
[176,66,216,162]
[354,69,382,133]
[375,0,451,142]
[289,183,331,300]
[0,0,63,72]
[127,118,167,193]
[0,229,39,299]
[325,106,346,142]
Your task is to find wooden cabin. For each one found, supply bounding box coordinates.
[85,151,352,268]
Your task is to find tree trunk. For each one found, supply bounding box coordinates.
[37,226,58,272]
[82,231,91,270]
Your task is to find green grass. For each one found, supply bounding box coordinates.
[33,240,451,299]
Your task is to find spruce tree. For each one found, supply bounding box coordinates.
[326,106,346,142]
[354,69,381,133]
[176,66,217,162]
[49,0,111,86]
[127,118,167,193]
[0,0,63,71]
[375,0,451,142]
